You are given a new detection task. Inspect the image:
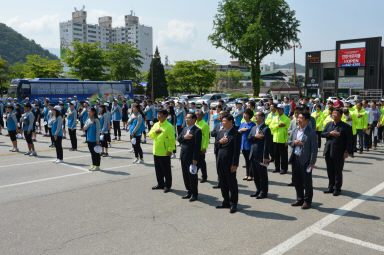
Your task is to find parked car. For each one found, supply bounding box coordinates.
[195,93,228,107]
[179,94,200,101]
[346,95,362,104]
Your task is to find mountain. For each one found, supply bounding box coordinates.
[46,48,60,58]
[0,23,59,65]
[275,62,305,73]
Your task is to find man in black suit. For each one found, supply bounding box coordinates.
[321,108,353,196]
[215,114,241,213]
[248,111,271,199]
[177,113,202,202]
[288,111,318,209]
[210,110,226,189]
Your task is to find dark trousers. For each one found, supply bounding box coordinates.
[87,142,101,166]
[378,126,384,142]
[270,138,275,161]
[357,129,364,152]
[292,156,313,203]
[177,125,183,137]
[68,128,77,149]
[198,152,207,180]
[54,136,63,160]
[353,134,357,152]
[252,160,268,195]
[316,131,322,148]
[181,158,198,196]
[217,161,238,206]
[325,154,344,191]
[48,128,54,145]
[113,121,121,138]
[369,121,378,147]
[133,135,143,158]
[44,124,48,134]
[154,155,172,188]
[101,133,110,148]
[242,150,252,177]
[273,143,288,172]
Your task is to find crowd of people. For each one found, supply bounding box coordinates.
[1,95,383,213]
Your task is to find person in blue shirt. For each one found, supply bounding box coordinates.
[175,101,186,137]
[202,102,210,125]
[189,102,197,113]
[22,103,37,157]
[111,99,122,141]
[212,105,222,130]
[99,105,111,157]
[5,105,20,152]
[52,105,64,163]
[238,108,256,181]
[283,97,291,116]
[84,107,101,171]
[130,104,146,164]
[67,102,78,151]
[80,101,90,138]
[233,101,244,129]
[43,100,50,137]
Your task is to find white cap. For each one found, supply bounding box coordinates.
[314,98,320,102]
[104,103,109,107]
[277,104,285,109]
[53,105,61,111]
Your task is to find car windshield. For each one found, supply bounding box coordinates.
[7,83,17,99]
[201,95,212,99]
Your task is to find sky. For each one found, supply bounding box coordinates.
[1,0,384,66]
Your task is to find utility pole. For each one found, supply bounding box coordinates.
[149,54,154,101]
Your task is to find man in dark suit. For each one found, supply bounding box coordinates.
[248,111,271,199]
[321,108,353,196]
[215,114,241,213]
[177,113,202,202]
[288,111,318,209]
[210,110,226,189]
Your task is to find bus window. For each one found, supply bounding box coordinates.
[50,83,67,96]
[99,83,112,93]
[7,83,18,99]
[68,82,84,95]
[83,83,99,96]
[20,83,31,99]
[112,84,126,96]
[31,83,51,96]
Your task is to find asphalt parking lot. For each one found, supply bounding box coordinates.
[0,129,383,255]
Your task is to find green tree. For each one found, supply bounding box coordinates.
[209,0,300,96]
[105,43,143,81]
[64,41,106,80]
[24,55,62,78]
[146,47,168,99]
[0,56,9,94]
[167,60,217,94]
[9,62,27,79]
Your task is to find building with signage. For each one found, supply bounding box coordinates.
[305,37,384,99]
[60,8,153,71]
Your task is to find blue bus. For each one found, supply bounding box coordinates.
[7,78,133,103]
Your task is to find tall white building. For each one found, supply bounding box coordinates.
[60,8,153,71]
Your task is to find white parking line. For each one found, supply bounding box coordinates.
[315,229,384,252]
[262,180,384,255]
[0,172,89,189]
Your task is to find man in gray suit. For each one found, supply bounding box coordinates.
[288,111,318,209]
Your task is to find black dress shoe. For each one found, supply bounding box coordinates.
[273,170,280,173]
[333,190,341,196]
[301,202,311,210]
[323,189,334,194]
[256,194,268,199]
[280,171,287,175]
[216,203,230,209]
[291,200,304,207]
[152,185,164,190]
[163,187,171,193]
[182,194,192,199]
[250,191,260,197]
[200,179,207,183]
[212,185,221,189]
[287,182,294,186]
[189,196,197,202]
[230,205,237,214]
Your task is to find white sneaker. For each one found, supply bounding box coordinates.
[12,148,19,152]
[9,147,14,152]
[138,159,144,164]
[133,158,139,164]
[57,159,63,163]
[24,151,31,155]
[171,153,176,159]
[29,151,37,157]
[128,148,134,153]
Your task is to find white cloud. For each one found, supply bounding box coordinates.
[157,19,197,46]
[3,14,62,49]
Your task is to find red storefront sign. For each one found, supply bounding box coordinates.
[338,48,365,67]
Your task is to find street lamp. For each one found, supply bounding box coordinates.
[286,42,302,88]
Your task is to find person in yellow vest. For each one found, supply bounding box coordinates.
[195,109,210,183]
[342,108,357,157]
[265,103,277,162]
[270,104,291,174]
[378,101,384,143]
[311,104,324,149]
[377,110,384,144]
[148,109,176,193]
[354,101,368,154]
[322,107,333,129]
